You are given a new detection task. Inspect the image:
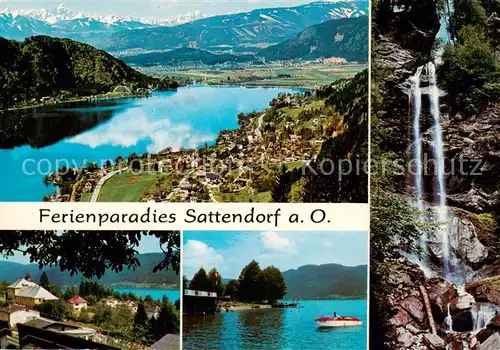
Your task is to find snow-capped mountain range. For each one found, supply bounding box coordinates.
[0,4,207,26]
[0,1,368,53]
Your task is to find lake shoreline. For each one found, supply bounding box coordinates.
[183,299,367,349]
[0,83,308,113]
[0,85,305,201]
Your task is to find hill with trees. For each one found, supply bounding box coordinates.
[282,263,367,300]
[122,47,258,67]
[0,253,179,288]
[0,35,179,109]
[260,16,368,62]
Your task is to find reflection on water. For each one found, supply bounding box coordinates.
[0,85,301,201]
[183,300,367,349]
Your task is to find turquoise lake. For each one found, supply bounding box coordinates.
[183,299,367,349]
[113,287,180,303]
[0,85,301,201]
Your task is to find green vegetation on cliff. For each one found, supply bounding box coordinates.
[439,0,500,115]
[0,36,179,109]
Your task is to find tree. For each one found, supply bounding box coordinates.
[189,268,210,291]
[40,271,49,289]
[224,280,239,300]
[439,25,500,115]
[133,301,149,339]
[0,231,180,278]
[271,164,290,203]
[208,268,225,298]
[289,177,306,203]
[35,300,71,321]
[150,298,179,341]
[452,0,486,38]
[259,266,286,305]
[238,260,262,302]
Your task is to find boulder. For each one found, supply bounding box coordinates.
[427,278,457,324]
[450,293,475,314]
[474,284,500,305]
[389,307,415,328]
[480,333,500,350]
[451,310,473,332]
[401,296,427,325]
[422,333,447,350]
[397,327,416,348]
[476,315,500,343]
[448,217,488,265]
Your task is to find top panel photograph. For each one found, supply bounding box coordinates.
[0,0,368,203]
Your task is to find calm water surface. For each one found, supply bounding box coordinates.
[183,300,367,349]
[0,85,301,201]
[113,287,180,302]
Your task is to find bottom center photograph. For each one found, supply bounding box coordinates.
[181,230,368,350]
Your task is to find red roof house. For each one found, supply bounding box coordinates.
[67,295,88,310]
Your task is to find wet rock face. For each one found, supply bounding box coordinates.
[422,333,447,350]
[476,315,500,344]
[450,294,475,314]
[474,284,500,305]
[451,310,473,332]
[448,216,489,266]
[427,278,457,324]
[479,332,500,350]
[445,106,500,214]
[374,5,441,159]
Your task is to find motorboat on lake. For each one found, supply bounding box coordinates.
[315,315,362,328]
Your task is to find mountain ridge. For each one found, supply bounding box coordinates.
[260,16,368,62]
[282,263,367,300]
[0,253,179,288]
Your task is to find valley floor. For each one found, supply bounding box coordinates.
[137,62,366,88]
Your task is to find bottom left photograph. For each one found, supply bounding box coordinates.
[0,230,180,350]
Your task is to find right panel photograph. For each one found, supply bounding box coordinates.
[371,0,500,349]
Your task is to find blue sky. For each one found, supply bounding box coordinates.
[1,1,314,19]
[0,233,164,264]
[183,230,368,279]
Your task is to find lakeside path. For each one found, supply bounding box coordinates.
[254,113,265,139]
[90,167,128,202]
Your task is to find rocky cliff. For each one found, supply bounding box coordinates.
[371,1,500,349]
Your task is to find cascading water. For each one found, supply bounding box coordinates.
[471,303,499,332]
[427,62,450,277]
[410,66,426,251]
[443,303,453,332]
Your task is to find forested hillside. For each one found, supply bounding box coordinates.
[122,47,257,67]
[261,16,368,62]
[0,253,179,288]
[283,264,367,299]
[0,36,178,109]
[300,69,368,202]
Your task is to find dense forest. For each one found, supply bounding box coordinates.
[272,69,368,203]
[0,36,179,109]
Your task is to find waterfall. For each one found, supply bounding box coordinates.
[471,303,498,332]
[427,62,450,277]
[410,66,425,251]
[443,303,453,332]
